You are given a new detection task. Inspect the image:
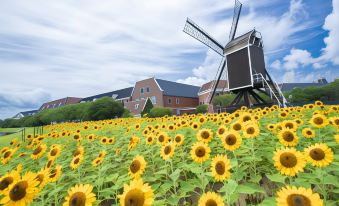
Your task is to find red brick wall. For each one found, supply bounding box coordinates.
[163,95,199,108]
[125,78,164,115]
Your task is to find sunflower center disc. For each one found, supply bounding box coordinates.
[74,158,80,164]
[9,181,28,201]
[130,160,141,173]
[280,152,297,168]
[148,137,152,142]
[195,147,206,157]
[164,146,172,155]
[287,194,311,206]
[74,135,80,140]
[201,131,210,139]
[306,131,312,135]
[74,150,81,157]
[175,136,181,143]
[0,177,13,190]
[33,146,43,155]
[313,117,323,125]
[50,149,58,156]
[159,135,164,142]
[69,192,86,206]
[125,189,145,206]
[225,135,236,145]
[246,127,255,135]
[215,161,226,175]
[218,128,225,135]
[283,132,294,142]
[47,160,53,168]
[4,151,11,158]
[233,124,241,131]
[309,148,325,161]
[286,123,294,129]
[243,116,251,122]
[205,199,218,206]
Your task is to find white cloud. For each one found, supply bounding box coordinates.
[282,48,323,70]
[321,0,339,64]
[271,60,282,70]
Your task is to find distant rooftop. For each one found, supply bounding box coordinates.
[81,87,133,102]
[155,79,200,98]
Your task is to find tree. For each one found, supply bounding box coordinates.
[86,97,124,120]
[196,104,208,114]
[141,98,154,117]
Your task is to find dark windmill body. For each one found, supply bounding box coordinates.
[183,0,287,111]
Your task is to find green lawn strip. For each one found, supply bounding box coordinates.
[0,127,35,147]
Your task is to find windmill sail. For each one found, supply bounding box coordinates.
[229,0,242,41]
[183,18,224,56]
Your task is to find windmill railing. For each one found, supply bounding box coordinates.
[252,73,283,107]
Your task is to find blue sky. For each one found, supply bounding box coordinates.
[0,0,338,119]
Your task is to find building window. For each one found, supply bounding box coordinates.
[135,104,139,110]
[176,98,179,104]
[140,88,144,94]
[168,98,172,104]
[146,87,150,92]
[151,96,156,104]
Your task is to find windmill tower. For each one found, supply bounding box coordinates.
[183,0,287,111]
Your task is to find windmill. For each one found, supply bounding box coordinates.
[183,0,287,111]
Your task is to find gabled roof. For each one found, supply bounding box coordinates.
[224,30,253,51]
[279,83,327,92]
[155,79,200,98]
[81,87,133,102]
[199,80,228,93]
[40,97,82,110]
[21,110,38,116]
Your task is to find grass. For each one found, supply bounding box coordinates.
[0,127,35,147]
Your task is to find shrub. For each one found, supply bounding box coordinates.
[149,107,172,118]
[122,109,133,118]
[86,97,124,121]
[196,104,208,114]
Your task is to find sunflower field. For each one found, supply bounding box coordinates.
[0,101,338,206]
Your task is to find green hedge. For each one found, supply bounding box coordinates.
[148,107,172,118]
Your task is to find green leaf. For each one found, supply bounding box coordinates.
[236,183,265,194]
[169,169,181,182]
[257,197,277,206]
[266,174,286,183]
[221,179,238,195]
[323,174,338,186]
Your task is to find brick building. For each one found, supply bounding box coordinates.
[198,80,228,105]
[125,77,200,116]
[80,87,133,105]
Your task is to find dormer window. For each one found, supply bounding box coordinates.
[140,88,144,94]
[112,94,118,99]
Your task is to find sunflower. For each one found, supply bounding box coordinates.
[279,111,288,119]
[49,165,62,182]
[47,145,62,160]
[273,148,306,176]
[98,150,107,158]
[1,149,14,165]
[231,121,242,131]
[276,186,323,206]
[196,129,213,143]
[92,157,104,167]
[0,172,39,206]
[0,169,20,195]
[301,128,315,139]
[174,134,184,146]
[63,184,96,206]
[198,192,224,206]
[239,112,252,123]
[46,159,55,168]
[70,155,83,170]
[128,136,140,150]
[191,122,201,130]
[267,124,276,132]
[145,135,154,145]
[128,155,147,178]
[221,131,242,151]
[281,120,298,131]
[190,142,211,163]
[119,178,154,206]
[100,137,108,144]
[157,132,168,145]
[73,146,84,157]
[335,134,339,143]
[217,126,227,137]
[278,129,298,147]
[310,114,328,128]
[304,143,333,167]
[210,155,231,182]
[160,143,175,161]
[31,144,47,160]
[243,123,260,138]
[34,167,50,189]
